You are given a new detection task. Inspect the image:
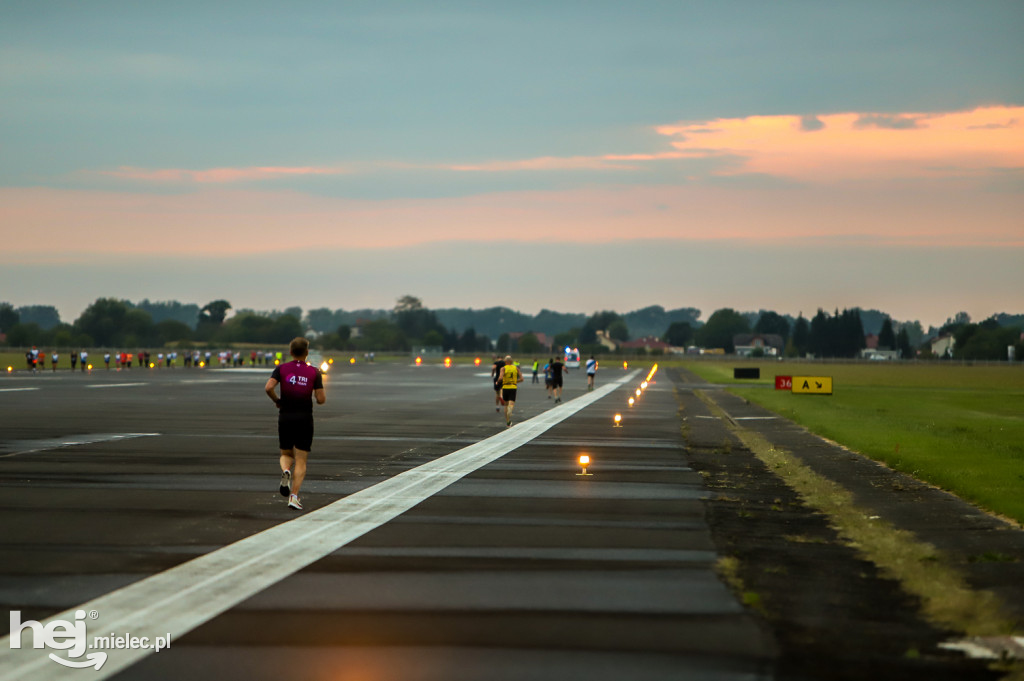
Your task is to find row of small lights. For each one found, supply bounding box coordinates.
[578,363,659,476]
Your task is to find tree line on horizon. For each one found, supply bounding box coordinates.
[1,297,1021,361]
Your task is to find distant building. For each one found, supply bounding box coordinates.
[930,334,955,358]
[860,348,899,361]
[733,334,785,357]
[864,334,879,350]
[595,329,618,351]
[619,336,672,353]
[508,331,553,351]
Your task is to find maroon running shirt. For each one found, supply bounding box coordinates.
[271,360,324,414]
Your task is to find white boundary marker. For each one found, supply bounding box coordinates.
[0,371,640,680]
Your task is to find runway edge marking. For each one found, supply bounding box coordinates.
[0,370,640,681]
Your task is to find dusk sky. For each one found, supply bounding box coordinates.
[2,1,1022,328]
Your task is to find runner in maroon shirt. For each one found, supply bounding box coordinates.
[264,337,326,510]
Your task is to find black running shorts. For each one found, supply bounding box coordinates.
[278,413,314,451]
[551,375,563,388]
[501,388,517,402]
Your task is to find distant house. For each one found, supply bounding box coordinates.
[619,336,671,353]
[864,334,879,350]
[595,330,619,351]
[509,331,552,351]
[930,334,955,358]
[860,348,899,361]
[733,334,785,357]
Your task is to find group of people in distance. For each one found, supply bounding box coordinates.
[490,353,600,426]
[264,341,602,513]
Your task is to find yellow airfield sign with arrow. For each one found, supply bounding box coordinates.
[792,376,833,395]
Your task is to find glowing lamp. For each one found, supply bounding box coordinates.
[87,364,93,370]
[474,357,481,366]
[150,362,155,369]
[199,361,206,368]
[444,357,452,368]
[628,396,635,407]
[415,356,422,366]
[576,454,593,476]
[6,366,11,373]
[320,361,329,372]
[623,361,628,370]
[274,359,280,365]
[349,357,356,365]
[613,413,622,427]
[646,364,659,382]
[635,388,641,397]
[328,358,334,365]
[641,381,648,390]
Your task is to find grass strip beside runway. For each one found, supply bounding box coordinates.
[693,388,1021,677]
[684,361,1024,524]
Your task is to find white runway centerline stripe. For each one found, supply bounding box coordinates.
[0,371,640,681]
[85,382,148,389]
[0,387,39,393]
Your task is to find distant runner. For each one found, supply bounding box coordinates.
[544,358,553,399]
[265,337,326,510]
[586,355,597,391]
[491,355,505,412]
[550,355,566,403]
[499,355,524,427]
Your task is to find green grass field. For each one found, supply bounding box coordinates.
[682,360,1024,525]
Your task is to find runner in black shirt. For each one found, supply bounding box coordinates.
[549,357,566,403]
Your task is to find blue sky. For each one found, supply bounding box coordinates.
[2,1,1022,326]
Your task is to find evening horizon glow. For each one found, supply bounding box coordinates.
[1,2,1021,329]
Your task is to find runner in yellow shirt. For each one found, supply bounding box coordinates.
[498,355,524,427]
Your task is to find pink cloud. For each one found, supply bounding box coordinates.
[445,152,688,172]
[2,176,1021,265]
[98,165,349,183]
[655,106,1024,181]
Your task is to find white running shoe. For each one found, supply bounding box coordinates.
[288,494,302,510]
[279,470,292,497]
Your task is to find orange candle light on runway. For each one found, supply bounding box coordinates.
[577,454,593,476]
[613,413,622,427]
[628,397,635,407]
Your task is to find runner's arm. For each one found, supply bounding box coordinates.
[265,377,281,407]
[314,370,326,404]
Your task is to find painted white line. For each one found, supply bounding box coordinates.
[0,387,39,393]
[0,371,641,681]
[85,383,148,389]
[733,416,778,421]
[0,433,160,458]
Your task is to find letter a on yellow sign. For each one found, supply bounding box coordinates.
[792,376,833,395]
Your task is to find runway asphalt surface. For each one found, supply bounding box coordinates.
[0,360,1016,680]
